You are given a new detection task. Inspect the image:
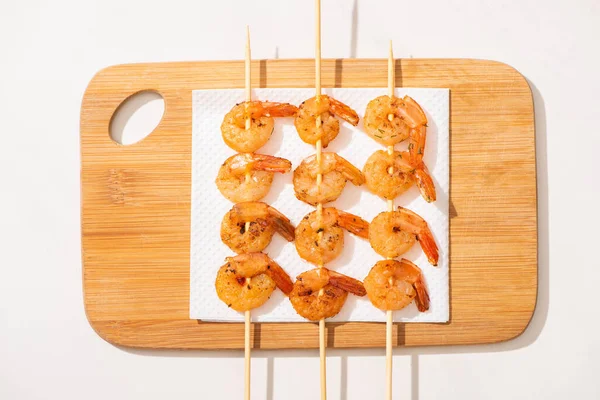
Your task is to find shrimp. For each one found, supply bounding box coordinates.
[293,152,365,206]
[289,268,366,321]
[363,95,428,146]
[363,259,430,312]
[215,252,293,312]
[221,202,295,254]
[221,101,298,153]
[216,153,292,203]
[294,95,359,147]
[369,207,439,266]
[295,208,369,265]
[363,145,436,203]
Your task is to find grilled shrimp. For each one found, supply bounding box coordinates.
[221,202,295,254]
[295,208,369,265]
[215,252,293,312]
[363,95,427,146]
[294,95,359,147]
[293,152,365,206]
[216,153,292,203]
[363,259,430,312]
[221,101,298,153]
[369,207,439,266]
[289,268,366,321]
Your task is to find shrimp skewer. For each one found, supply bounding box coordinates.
[216,153,292,203]
[221,202,295,254]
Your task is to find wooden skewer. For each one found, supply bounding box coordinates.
[314,1,326,399]
[386,40,395,400]
[244,25,252,400]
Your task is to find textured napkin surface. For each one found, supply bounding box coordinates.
[190,88,449,322]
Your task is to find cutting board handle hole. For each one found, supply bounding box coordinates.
[109,90,165,145]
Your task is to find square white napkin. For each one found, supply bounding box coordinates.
[190,88,449,323]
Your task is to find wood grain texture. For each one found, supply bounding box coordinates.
[80,59,537,349]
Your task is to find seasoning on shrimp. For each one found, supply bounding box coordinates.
[369,207,439,266]
[294,95,359,147]
[293,152,365,206]
[363,95,428,146]
[363,259,430,312]
[289,268,366,321]
[215,252,293,312]
[295,208,369,265]
[221,101,298,153]
[221,202,295,254]
[215,153,292,203]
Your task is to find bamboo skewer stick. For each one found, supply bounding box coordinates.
[314,1,326,399]
[244,25,252,400]
[386,40,395,400]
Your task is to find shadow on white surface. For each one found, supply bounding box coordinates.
[109,90,164,145]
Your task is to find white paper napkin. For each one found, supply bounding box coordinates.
[190,88,449,323]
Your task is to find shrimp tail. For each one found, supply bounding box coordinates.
[336,155,365,186]
[267,207,296,242]
[336,210,369,239]
[328,270,367,296]
[260,102,299,117]
[416,226,439,266]
[414,164,436,203]
[266,260,294,295]
[398,95,428,129]
[253,154,292,173]
[413,275,431,312]
[328,97,360,126]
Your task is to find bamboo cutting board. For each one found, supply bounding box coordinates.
[80,59,537,349]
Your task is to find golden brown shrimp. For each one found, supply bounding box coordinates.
[294,95,359,147]
[363,95,428,146]
[363,259,430,312]
[362,144,436,203]
[295,208,369,265]
[215,252,294,312]
[221,202,295,254]
[221,101,298,153]
[216,153,292,203]
[221,201,295,254]
[289,268,366,321]
[369,207,439,266]
[293,152,365,206]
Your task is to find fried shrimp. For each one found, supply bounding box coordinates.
[295,208,369,265]
[216,153,292,203]
[221,202,295,254]
[293,152,365,205]
[369,207,439,266]
[362,130,436,202]
[363,259,430,312]
[289,268,366,321]
[221,101,298,153]
[215,252,293,312]
[294,95,359,147]
[363,95,427,146]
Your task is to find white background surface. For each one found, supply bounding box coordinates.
[1,0,599,399]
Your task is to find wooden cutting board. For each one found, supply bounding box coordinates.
[80,59,537,349]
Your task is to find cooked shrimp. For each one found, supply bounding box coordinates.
[295,208,369,265]
[362,146,436,203]
[369,207,439,265]
[216,153,291,203]
[221,202,295,254]
[293,152,365,205]
[363,95,428,146]
[215,252,293,312]
[294,95,359,147]
[363,259,430,312]
[289,268,366,321]
[221,101,298,152]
